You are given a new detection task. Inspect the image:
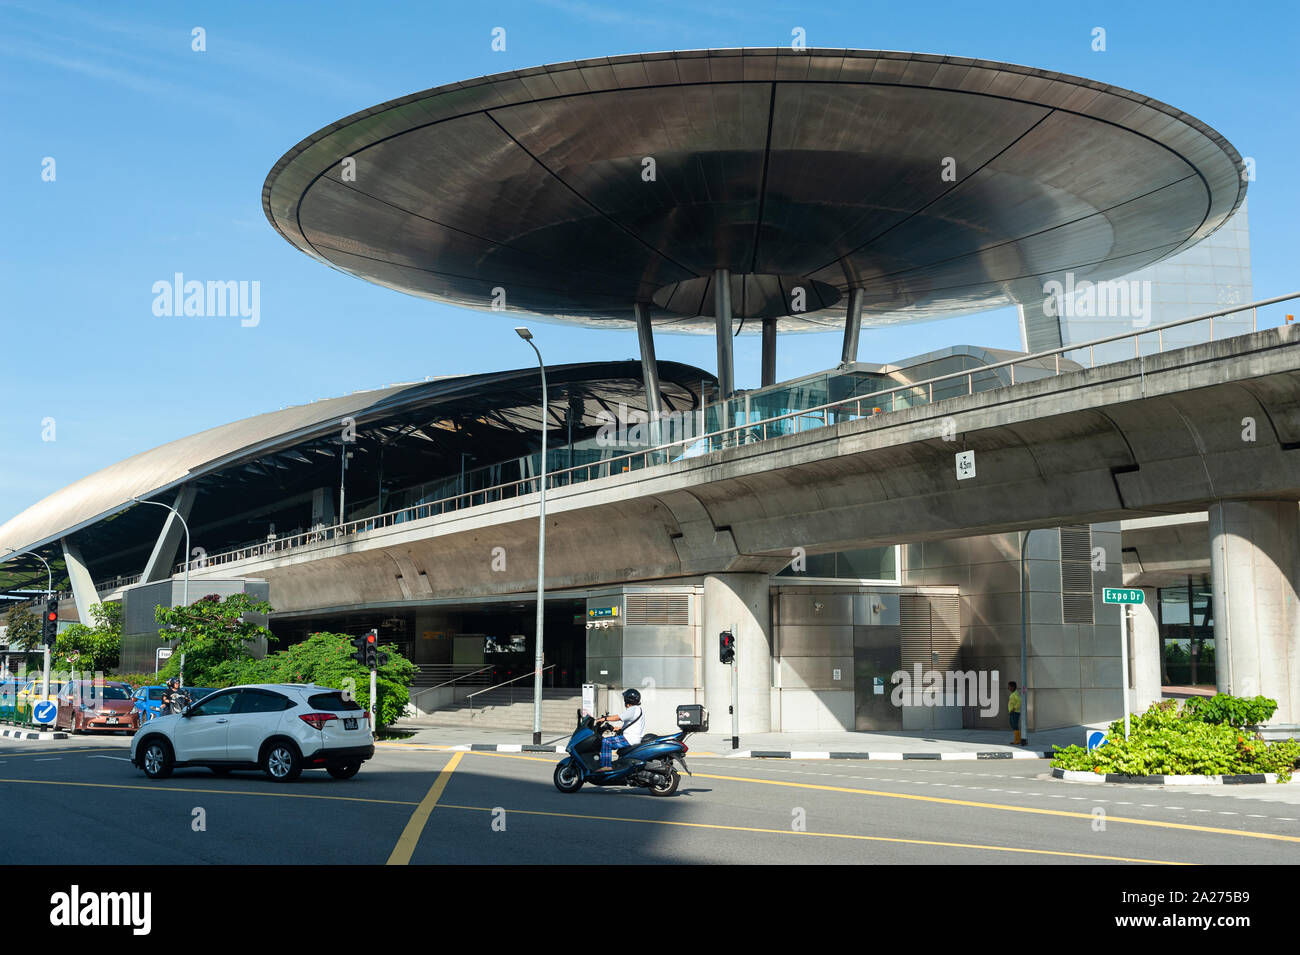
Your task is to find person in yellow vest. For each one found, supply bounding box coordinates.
[1008,681,1024,746]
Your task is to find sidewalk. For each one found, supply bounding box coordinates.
[383,723,1101,759]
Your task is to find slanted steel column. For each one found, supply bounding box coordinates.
[840,287,863,366]
[761,318,777,387]
[141,486,196,582]
[61,538,101,625]
[714,269,735,398]
[634,301,663,445]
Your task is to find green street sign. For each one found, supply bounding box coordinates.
[1103,588,1145,605]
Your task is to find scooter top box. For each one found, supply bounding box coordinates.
[676,704,708,732]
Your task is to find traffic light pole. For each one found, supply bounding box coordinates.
[728,660,738,748]
[369,666,377,729]
[731,623,739,751]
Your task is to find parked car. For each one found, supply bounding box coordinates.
[55,680,139,734]
[17,678,55,706]
[130,683,375,782]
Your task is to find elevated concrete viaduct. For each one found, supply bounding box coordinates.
[188,325,1300,720]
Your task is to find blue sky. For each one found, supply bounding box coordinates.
[1,0,1296,521]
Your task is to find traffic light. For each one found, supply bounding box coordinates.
[719,630,735,665]
[349,632,369,666]
[42,597,58,646]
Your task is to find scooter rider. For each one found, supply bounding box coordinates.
[595,689,646,771]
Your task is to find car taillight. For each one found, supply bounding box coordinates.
[299,713,338,730]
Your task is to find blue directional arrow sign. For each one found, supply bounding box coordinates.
[1086,730,1107,751]
[32,700,58,724]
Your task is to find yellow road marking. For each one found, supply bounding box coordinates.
[693,770,1300,844]
[0,777,416,805]
[436,803,1186,865]
[465,751,1300,845]
[387,751,464,865]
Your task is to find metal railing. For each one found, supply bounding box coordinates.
[466,665,556,715]
[408,664,496,713]
[411,664,494,690]
[180,291,1300,574]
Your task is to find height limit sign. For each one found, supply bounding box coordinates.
[955,450,976,481]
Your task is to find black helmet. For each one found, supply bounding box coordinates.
[622,688,641,706]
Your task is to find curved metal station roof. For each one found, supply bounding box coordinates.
[0,361,711,578]
[263,47,1246,333]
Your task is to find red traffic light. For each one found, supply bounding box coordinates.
[365,633,376,644]
[47,611,57,622]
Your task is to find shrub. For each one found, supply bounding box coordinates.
[1182,693,1278,728]
[208,633,417,727]
[1052,698,1299,781]
[112,672,161,688]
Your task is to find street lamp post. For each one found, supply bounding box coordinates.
[132,498,191,609]
[133,498,193,683]
[1019,529,1033,746]
[516,326,548,746]
[0,546,55,706]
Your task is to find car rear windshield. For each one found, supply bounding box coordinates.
[308,692,361,712]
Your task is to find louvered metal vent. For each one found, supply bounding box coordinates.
[1060,525,1095,624]
[900,594,961,670]
[625,593,691,627]
[900,595,931,670]
[928,595,962,670]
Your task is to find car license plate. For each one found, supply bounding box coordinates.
[106,717,119,725]
[344,717,358,730]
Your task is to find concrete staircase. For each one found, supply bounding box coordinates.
[403,687,582,732]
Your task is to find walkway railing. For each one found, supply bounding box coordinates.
[466,665,557,716]
[408,664,496,713]
[179,291,1300,574]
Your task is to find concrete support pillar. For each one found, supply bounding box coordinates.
[713,269,734,399]
[60,538,101,625]
[761,318,777,387]
[634,301,663,445]
[1208,501,1300,722]
[1129,586,1162,713]
[141,486,196,582]
[701,573,772,733]
[840,287,863,366]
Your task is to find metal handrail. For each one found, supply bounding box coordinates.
[465,665,556,713]
[418,665,494,692]
[180,291,1300,574]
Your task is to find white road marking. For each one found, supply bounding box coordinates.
[89,755,131,761]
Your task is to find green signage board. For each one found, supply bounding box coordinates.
[1102,588,1145,605]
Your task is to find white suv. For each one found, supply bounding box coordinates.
[130,683,375,782]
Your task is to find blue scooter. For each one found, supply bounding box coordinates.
[554,711,693,797]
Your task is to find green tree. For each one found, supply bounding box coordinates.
[52,602,122,674]
[219,632,416,726]
[155,593,275,683]
[3,604,42,652]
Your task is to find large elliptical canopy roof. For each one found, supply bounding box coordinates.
[263,48,1245,333]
